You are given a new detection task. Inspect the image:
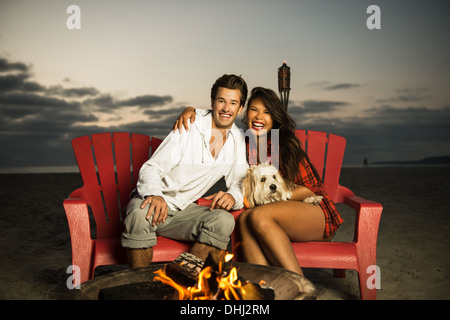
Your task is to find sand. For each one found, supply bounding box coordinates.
[0,166,449,300]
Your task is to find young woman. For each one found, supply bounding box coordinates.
[173,87,343,275]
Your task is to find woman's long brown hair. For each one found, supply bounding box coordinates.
[243,87,321,186]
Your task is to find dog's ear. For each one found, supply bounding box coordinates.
[248,167,258,208]
[241,168,251,198]
[241,167,256,208]
[241,170,249,197]
[277,172,292,200]
[275,170,284,182]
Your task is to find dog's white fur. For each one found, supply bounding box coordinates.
[241,163,323,208]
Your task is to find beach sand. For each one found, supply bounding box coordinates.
[0,166,449,300]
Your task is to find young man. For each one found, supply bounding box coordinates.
[121,74,249,268]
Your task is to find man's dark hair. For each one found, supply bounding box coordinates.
[210,74,248,107]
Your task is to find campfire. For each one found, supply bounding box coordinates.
[153,251,274,300]
[80,251,318,300]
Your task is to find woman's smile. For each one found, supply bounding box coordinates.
[246,98,273,135]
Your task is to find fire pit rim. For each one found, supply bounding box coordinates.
[79,262,317,300]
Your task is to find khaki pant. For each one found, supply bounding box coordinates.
[121,197,235,250]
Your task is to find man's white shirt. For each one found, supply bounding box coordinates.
[137,109,248,211]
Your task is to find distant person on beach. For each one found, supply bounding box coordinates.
[121,74,249,268]
[173,87,343,275]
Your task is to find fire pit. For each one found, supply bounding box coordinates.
[80,262,317,300]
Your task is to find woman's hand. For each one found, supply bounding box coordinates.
[172,107,196,133]
[290,185,317,201]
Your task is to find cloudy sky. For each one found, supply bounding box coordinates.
[0,0,449,169]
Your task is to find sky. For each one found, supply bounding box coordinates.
[0,0,449,169]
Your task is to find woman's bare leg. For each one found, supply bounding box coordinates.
[245,201,329,275]
[238,209,270,266]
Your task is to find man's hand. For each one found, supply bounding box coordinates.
[140,195,168,226]
[204,191,236,211]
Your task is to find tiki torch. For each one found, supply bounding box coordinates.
[278,61,291,110]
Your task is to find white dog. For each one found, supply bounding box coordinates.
[241,163,323,208]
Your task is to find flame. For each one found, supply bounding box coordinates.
[153,268,191,300]
[218,265,245,300]
[153,253,247,300]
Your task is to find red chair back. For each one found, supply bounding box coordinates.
[71,132,162,238]
[295,130,346,202]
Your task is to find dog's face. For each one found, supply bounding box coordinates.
[242,163,292,208]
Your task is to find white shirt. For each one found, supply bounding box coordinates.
[137,109,248,211]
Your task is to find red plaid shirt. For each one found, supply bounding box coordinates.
[246,140,343,237]
[294,158,343,237]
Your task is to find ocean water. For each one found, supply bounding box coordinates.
[1,164,449,213]
[0,166,79,174]
[338,165,450,215]
[2,164,448,209]
[1,164,448,174]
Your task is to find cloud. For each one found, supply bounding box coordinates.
[294,105,450,165]
[0,58,29,73]
[0,92,79,109]
[287,100,349,120]
[287,82,449,164]
[308,81,360,91]
[120,95,173,108]
[0,57,177,167]
[143,105,188,120]
[83,94,174,113]
[46,85,100,97]
[0,73,45,93]
[363,104,448,124]
[82,94,118,112]
[325,83,359,90]
[300,100,349,113]
[0,58,45,93]
[1,56,449,168]
[376,87,431,103]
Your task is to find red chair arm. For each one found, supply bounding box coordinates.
[195,198,212,207]
[195,198,245,221]
[67,187,84,199]
[344,194,383,211]
[63,198,94,244]
[341,193,383,244]
[63,197,95,283]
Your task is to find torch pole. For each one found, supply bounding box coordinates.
[278,61,291,110]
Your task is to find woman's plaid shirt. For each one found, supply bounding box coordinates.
[246,139,343,237]
[294,157,343,237]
